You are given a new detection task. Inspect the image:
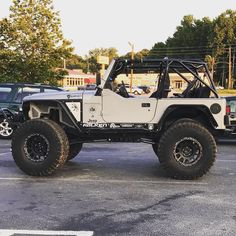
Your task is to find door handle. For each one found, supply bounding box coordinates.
[141,103,150,107]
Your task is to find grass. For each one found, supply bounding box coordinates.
[217,89,236,96]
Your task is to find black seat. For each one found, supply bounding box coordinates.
[194,86,211,98]
[150,72,170,98]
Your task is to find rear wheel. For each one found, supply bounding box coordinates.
[12,119,69,176]
[67,143,83,161]
[157,120,216,180]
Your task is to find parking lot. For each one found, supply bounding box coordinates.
[0,139,236,236]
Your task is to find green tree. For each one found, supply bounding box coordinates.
[86,47,118,73]
[148,42,167,58]
[213,10,236,56]
[208,10,236,87]
[0,0,73,84]
[121,49,149,60]
[66,54,87,71]
[148,16,214,59]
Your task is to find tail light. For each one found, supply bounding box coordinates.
[226,105,231,115]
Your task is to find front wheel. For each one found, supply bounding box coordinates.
[157,120,216,180]
[12,119,69,176]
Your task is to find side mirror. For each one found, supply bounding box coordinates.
[96,72,101,86]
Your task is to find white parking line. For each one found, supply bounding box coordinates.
[0,177,208,185]
[0,229,93,236]
[0,152,11,156]
[217,159,236,162]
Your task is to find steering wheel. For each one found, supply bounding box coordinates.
[118,81,129,98]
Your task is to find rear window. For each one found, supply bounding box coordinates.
[0,87,12,102]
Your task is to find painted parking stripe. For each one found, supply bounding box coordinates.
[0,152,11,156]
[0,177,208,185]
[217,159,236,162]
[0,229,93,236]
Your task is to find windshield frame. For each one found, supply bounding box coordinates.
[101,59,116,88]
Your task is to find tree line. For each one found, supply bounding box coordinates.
[0,0,236,87]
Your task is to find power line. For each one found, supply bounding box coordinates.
[150,47,236,53]
[149,49,213,53]
[150,47,214,51]
[148,52,212,56]
[148,48,236,55]
[149,44,236,51]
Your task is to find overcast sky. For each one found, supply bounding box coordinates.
[1,0,235,56]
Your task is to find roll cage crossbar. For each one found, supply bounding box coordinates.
[110,58,218,98]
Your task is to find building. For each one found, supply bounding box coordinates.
[58,69,96,88]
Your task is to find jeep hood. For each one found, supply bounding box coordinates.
[23,90,96,102]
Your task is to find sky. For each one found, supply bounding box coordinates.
[0,0,236,57]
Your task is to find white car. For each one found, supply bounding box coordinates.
[125,85,143,95]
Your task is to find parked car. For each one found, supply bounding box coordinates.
[85,84,97,90]
[225,96,236,133]
[0,83,63,138]
[118,84,143,95]
[138,85,151,94]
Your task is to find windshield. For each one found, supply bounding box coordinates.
[0,86,12,102]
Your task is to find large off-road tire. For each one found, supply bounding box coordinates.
[12,119,69,176]
[67,143,83,161]
[157,119,216,180]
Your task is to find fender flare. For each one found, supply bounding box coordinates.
[157,105,218,131]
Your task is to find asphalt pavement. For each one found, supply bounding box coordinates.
[0,139,236,236]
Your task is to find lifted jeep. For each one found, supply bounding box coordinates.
[12,58,228,179]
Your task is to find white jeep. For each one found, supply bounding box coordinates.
[12,58,229,179]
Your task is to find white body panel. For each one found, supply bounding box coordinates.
[81,90,226,129]
[66,102,81,122]
[83,96,104,124]
[101,89,157,123]
[152,98,226,129]
[23,86,226,130]
[23,90,84,101]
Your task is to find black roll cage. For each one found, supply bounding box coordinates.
[107,58,218,98]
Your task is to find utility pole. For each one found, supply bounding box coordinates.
[128,42,134,93]
[232,48,235,88]
[63,59,66,69]
[211,56,215,81]
[228,46,232,89]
